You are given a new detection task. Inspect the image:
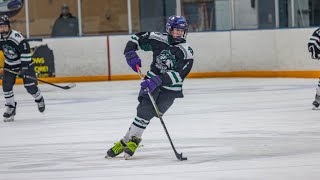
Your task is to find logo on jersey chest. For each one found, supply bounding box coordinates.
[2,44,18,59]
[155,50,176,73]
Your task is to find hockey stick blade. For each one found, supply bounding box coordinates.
[176,152,187,161]
[67,83,76,89]
[61,83,76,89]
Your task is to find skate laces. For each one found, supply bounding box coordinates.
[36,98,45,108]
[126,137,142,153]
[38,101,45,108]
[4,105,15,114]
[112,141,125,154]
[126,141,139,153]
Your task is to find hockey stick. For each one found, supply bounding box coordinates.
[0,67,76,90]
[136,65,187,161]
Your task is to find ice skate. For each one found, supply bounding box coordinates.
[105,140,127,158]
[312,94,320,110]
[123,136,141,159]
[3,102,17,122]
[35,97,45,113]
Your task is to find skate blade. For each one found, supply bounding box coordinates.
[123,153,133,160]
[105,155,114,159]
[3,117,14,122]
[105,152,125,159]
[105,156,125,159]
[312,106,320,110]
[104,154,120,159]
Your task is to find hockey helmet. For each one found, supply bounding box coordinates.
[0,15,11,37]
[0,15,10,27]
[166,15,188,43]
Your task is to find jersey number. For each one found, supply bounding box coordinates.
[23,43,27,50]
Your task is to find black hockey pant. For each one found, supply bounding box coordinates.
[136,88,180,122]
[2,63,39,95]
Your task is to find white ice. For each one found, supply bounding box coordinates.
[1,78,320,180]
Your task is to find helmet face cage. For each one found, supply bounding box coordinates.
[0,15,11,37]
[166,15,188,42]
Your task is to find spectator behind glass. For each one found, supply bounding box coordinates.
[51,4,79,37]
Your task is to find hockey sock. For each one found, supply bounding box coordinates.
[4,90,15,106]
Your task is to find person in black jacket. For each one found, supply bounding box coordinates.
[105,15,194,159]
[51,4,79,37]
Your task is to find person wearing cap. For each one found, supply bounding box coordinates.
[51,4,79,37]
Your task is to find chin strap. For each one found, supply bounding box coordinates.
[0,29,11,39]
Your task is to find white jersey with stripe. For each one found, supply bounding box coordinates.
[308,28,320,59]
[0,30,32,66]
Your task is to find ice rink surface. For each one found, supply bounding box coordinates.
[1,78,320,180]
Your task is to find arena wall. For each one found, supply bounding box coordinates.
[2,27,320,85]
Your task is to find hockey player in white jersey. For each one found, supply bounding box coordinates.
[0,15,45,122]
[308,28,320,109]
[106,15,194,159]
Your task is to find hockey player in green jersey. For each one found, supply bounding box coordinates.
[106,15,194,159]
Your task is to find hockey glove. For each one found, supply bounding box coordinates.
[125,51,141,72]
[140,76,162,94]
[19,64,29,78]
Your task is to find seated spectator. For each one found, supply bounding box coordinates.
[51,4,79,37]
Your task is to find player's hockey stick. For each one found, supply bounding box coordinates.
[0,67,76,90]
[136,65,187,161]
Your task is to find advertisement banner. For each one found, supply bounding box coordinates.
[0,43,55,78]
[31,44,55,77]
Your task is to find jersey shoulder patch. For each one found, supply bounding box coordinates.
[175,43,194,60]
[149,32,168,44]
[8,30,25,45]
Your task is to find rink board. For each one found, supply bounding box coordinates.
[1,28,320,84]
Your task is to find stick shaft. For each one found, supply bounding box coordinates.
[1,67,75,90]
[135,65,186,160]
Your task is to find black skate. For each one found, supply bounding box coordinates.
[3,102,17,122]
[123,136,141,159]
[35,97,45,113]
[313,100,319,108]
[312,94,320,110]
[105,140,127,158]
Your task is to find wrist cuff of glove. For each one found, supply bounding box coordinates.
[152,76,162,86]
[125,51,138,60]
